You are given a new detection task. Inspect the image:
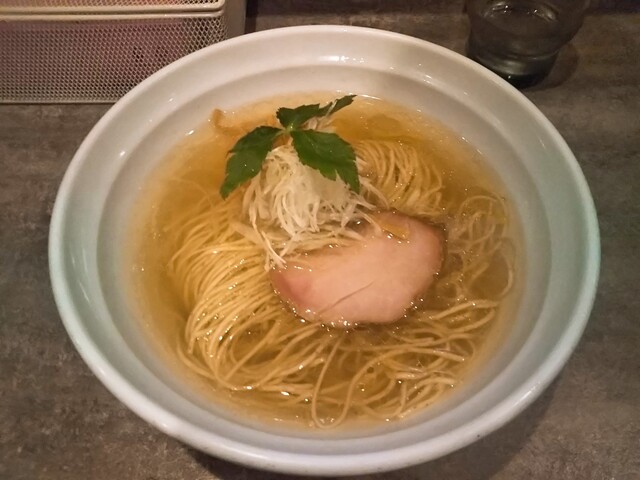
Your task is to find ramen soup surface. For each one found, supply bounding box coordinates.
[128,94,521,429]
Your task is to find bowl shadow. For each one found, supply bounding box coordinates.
[187,377,558,479]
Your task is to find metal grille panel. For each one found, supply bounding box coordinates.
[0,12,228,103]
[2,1,221,9]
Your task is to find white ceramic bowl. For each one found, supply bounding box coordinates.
[49,26,599,475]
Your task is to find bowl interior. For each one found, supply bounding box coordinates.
[50,26,598,475]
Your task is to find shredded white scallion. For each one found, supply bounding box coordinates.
[237,144,387,269]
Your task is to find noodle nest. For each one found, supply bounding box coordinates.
[165,137,513,428]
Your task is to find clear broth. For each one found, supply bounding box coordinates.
[128,93,521,429]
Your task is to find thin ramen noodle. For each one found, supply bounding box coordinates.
[129,94,517,428]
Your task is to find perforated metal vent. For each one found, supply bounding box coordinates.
[0,1,238,103]
[2,1,222,11]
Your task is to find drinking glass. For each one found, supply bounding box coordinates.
[466,0,589,87]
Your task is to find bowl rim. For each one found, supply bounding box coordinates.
[49,24,600,475]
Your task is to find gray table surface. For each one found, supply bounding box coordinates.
[1,2,639,479]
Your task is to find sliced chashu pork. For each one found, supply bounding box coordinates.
[270,211,443,327]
